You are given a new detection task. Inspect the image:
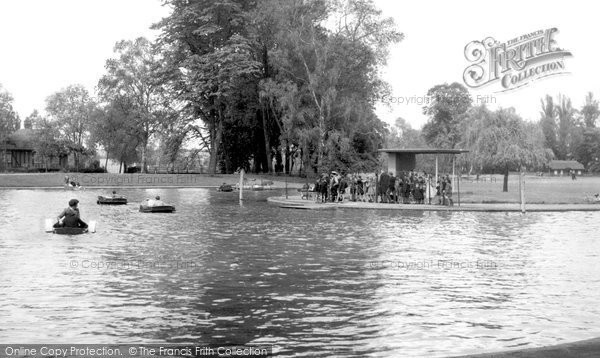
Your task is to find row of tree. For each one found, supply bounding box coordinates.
[386,82,600,191]
[1,0,403,174]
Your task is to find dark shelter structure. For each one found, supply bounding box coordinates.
[378,148,469,202]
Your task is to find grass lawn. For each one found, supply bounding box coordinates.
[457,174,600,204]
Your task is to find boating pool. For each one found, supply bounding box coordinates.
[0,188,599,357]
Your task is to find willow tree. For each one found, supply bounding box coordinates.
[461,106,553,192]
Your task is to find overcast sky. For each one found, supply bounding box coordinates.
[0,0,596,130]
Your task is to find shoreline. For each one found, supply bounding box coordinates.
[450,336,600,357]
[267,196,600,212]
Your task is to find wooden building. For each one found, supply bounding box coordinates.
[0,129,67,171]
[548,160,584,176]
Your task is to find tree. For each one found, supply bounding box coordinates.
[155,1,261,174]
[45,84,95,170]
[540,95,558,156]
[460,106,553,192]
[22,110,41,130]
[98,37,176,173]
[261,0,401,174]
[89,99,141,172]
[422,82,472,149]
[0,84,21,171]
[555,94,578,159]
[30,115,69,171]
[574,128,600,172]
[581,92,599,128]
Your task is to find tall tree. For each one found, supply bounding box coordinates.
[89,99,141,172]
[422,82,472,149]
[539,95,558,156]
[263,0,401,173]
[581,92,599,128]
[555,94,578,159]
[98,37,176,173]
[460,106,553,192]
[0,84,20,171]
[46,84,95,170]
[155,1,261,174]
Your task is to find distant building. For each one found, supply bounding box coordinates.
[0,129,67,171]
[548,160,584,176]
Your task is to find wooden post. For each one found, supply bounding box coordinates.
[435,155,439,188]
[452,157,456,195]
[285,173,288,199]
[375,170,378,204]
[457,169,461,207]
[239,169,244,201]
[520,170,526,213]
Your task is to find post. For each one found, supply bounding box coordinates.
[239,168,244,201]
[452,157,456,195]
[375,170,378,204]
[457,169,461,207]
[435,155,438,187]
[427,175,431,205]
[520,170,526,213]
[285,173,288,199]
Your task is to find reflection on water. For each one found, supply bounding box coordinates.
[0,188,599,357]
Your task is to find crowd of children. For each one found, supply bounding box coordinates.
[306,171,455,205]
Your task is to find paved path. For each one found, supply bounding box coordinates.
[268,196,600,212]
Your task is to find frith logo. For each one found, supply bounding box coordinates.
[463,28,572,92]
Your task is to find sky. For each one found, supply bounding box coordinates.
[0,0,597,130]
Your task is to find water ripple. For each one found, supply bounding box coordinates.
[0,189,599,356]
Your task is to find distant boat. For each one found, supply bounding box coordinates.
[139,205,176,213]
[217,184,234,192]
[97,195,128,205]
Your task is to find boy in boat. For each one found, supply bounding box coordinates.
[54,199,88,228]
[145,196,165,207]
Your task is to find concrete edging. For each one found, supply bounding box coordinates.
[267,196,600,212]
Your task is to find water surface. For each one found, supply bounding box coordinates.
[0,188,599,357]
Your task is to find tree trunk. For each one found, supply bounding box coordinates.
[285,145,290,174]
[104,152,109,172]
[140,144,147,173]
[503,165,509,192]
[261,107,273,173]
[208,116,223,174]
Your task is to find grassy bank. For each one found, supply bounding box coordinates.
[0,172,306,188]
[1,172,599,204]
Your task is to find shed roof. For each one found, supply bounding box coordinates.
[549,160,584,170]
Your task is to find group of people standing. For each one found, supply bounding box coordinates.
[310,170,455,205]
